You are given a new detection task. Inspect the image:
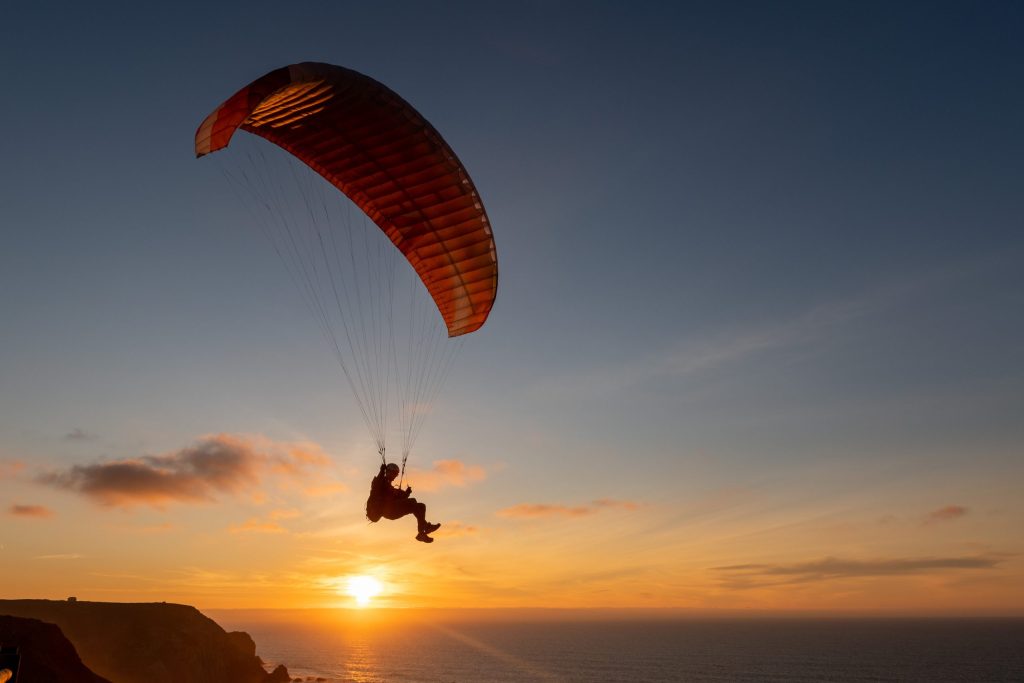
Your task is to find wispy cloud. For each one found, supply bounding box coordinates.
[9,504,54,518]
[0,461,25,479]
[228,518,286,534]
[64,428,97,442]
[536,301,875,398]
[714,554,1004,588]
[35,553,83,560]
[925,505,969,525]
[593,498,642,511]
[407,460,486,491]
[303,481,348,497]
[37,434,333,508]
[434,521,481,538]
[536,272,954,398]
[498,504,591,518]
[498,499,641,519]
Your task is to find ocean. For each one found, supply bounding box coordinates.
[209,612,1024,682]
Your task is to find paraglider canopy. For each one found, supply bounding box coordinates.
[195,62,497,337]
[196,61,498,471]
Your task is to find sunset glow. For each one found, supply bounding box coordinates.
[1,1,1022,623]
[346,576,383,607]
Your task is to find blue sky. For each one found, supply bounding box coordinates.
[1,2,1022,610]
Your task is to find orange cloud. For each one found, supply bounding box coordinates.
[434,520,480,538]
[592,499,642,511]
[304,481,348,497]
[9,504,54,518]
[407,459,485,491]
[37,434,334,508]
[229,518,286,534]
[0,461,25,479]
[925,505,969,524]
[497,499,642,519]
[714,554,1003,588]
[266,441,331,476]
[498,503,593,518]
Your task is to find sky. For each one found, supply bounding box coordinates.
[1,1,1022,614]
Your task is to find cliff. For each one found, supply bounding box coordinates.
[0,615,111,683]
[0,600,289,683]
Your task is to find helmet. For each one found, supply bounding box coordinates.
[385,463,400,477]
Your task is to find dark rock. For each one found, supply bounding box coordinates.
[0,600,289,683]
[267,663,291,682]
[227,630,258,659]
[0,615,111,682]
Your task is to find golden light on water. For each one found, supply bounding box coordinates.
[346,575,383,607]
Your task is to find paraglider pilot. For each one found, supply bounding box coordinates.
[366,463,441,543]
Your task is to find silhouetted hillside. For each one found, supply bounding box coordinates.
[0,615,111,682]
[0,600,288,683]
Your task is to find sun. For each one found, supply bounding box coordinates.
[346,575,383,607]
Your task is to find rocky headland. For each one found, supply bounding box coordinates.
[0,599,289,683]
[0,615,111,682]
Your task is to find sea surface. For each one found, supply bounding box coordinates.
[210,612,1024,682]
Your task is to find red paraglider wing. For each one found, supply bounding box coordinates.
[196,62,497,337]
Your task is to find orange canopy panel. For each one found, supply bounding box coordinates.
[196,62,497,337]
